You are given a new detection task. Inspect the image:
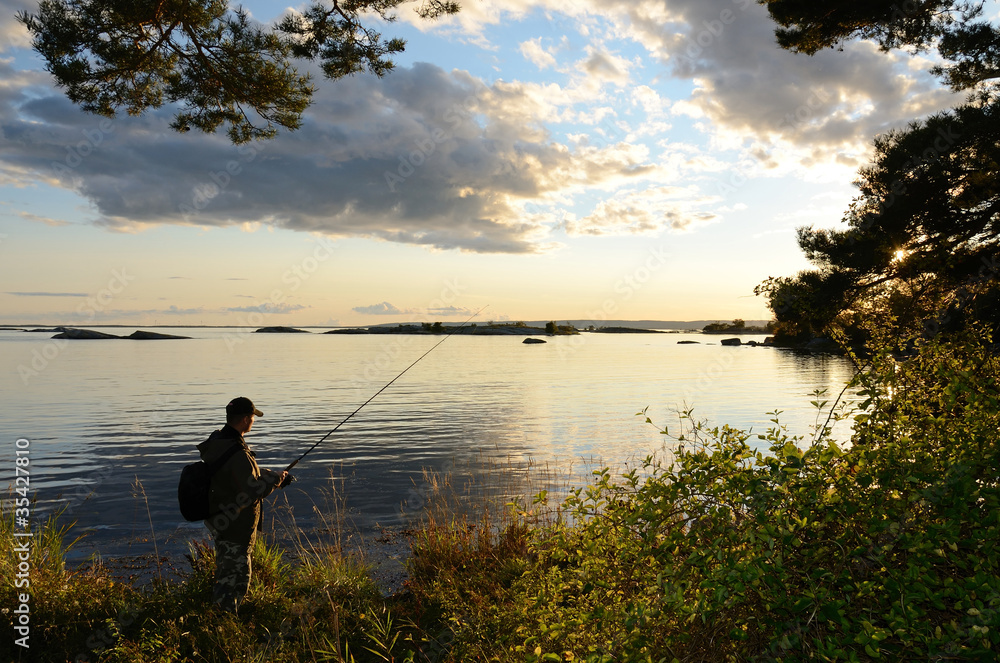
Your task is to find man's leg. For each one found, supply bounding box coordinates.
[213,539,253,613]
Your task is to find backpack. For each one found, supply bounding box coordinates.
[177,443,243,521]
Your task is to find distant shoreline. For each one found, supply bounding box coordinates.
[1,319,771,331]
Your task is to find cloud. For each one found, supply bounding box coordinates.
[225,303,307,314]
[15,210,70,226]
[564,185,718,236]
[520,38,557,69]
[581,47,632,86]
[6,291,87,297]
[621,0,960,160]
[425,305,475,317]
[156,305,208,316]
[353,302,404,315]
[0,1,33,51]
[4,59,642,254]
[425,0,960,167]
[353,301,475,317]
[0,0,968,254]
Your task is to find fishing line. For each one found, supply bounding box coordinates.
[283,306,488,474]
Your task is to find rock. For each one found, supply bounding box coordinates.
[677,340,700,344]
[254,326,310,333]
[325,328,370,334]
[720,337,742,346]
[51,328,122,340]
[522,338,547,344]
[126,330,191,340]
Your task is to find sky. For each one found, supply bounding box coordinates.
[0,0,981,327]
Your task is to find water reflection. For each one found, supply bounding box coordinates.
[0,329,857,563]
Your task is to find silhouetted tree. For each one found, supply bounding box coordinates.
[17,0,459,142]
[760,0,1000,91]
[758,1,1000,340]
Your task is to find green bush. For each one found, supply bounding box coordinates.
[414,329,1000,661]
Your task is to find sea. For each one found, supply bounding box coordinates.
[1,327,858,573]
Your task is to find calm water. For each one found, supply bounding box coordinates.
[1,328,856,563]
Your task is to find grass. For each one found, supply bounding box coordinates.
[0,454,558,663]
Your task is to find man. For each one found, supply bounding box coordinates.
[198,396,290,613]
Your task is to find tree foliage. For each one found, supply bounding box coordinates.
[759,94,1000,340]
[757,1,1000,342]
[17,0,459,143]
[759,0,1000,91]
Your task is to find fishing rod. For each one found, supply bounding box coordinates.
[282,306,487,476]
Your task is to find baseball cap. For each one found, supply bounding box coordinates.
[227,397,263,418]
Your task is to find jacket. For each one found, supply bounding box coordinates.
[197,424,279,545]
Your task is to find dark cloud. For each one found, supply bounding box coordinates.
[0,58,610,253]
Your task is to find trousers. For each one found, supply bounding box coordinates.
[212,537,254,612]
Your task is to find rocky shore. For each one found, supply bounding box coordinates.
[46,328,191,340]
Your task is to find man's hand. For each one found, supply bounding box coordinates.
[261,468,291,488]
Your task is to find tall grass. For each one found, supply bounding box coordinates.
[0,454,557,662]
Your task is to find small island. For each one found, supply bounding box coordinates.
[357,321,581,336]
[590,326,664,334]
[49,328,191,340]
[254,326,311,333]
[701,318,774,334]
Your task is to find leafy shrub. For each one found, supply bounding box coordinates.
[414,329,1000,661]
